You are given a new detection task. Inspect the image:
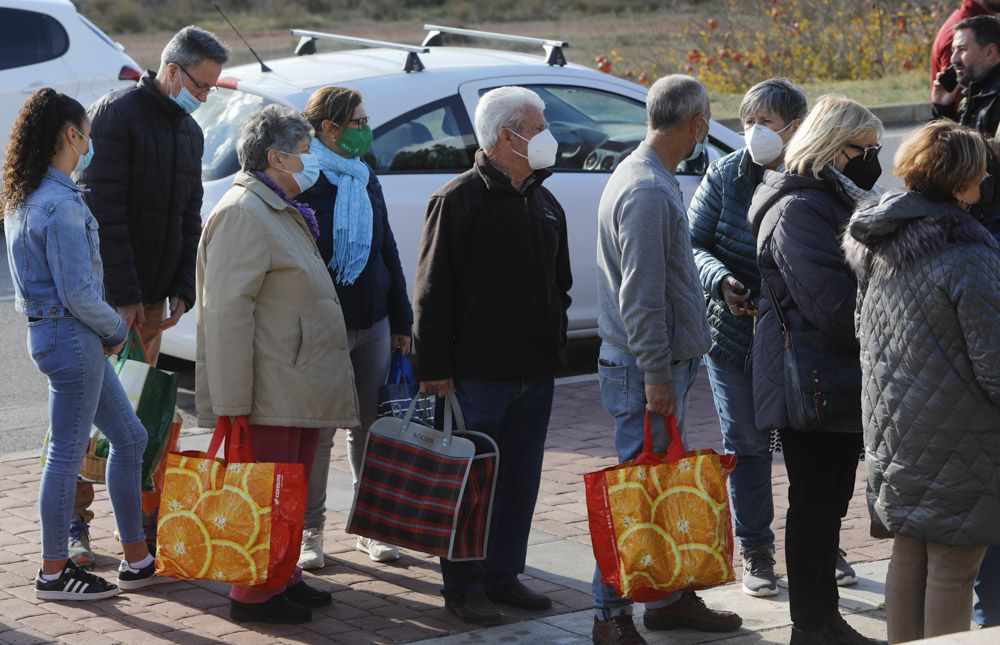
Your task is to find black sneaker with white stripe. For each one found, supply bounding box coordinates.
[116,558,170,590]
[35,559,120,601]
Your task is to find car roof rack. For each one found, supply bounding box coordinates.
[290,29,428,73]
[422,24,568,67]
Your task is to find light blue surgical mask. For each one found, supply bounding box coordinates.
[71,127,94,173]
[684,116,710,162]
[278,151,320,193]
[170,71,203,115]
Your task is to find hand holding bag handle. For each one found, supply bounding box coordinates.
[119,324,154,365]
[633,411,685,466]
[396,390,466,448]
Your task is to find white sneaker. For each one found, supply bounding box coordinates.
[356,536,400,563]
[298,528,325,570]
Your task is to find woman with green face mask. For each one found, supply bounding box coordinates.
[296,86,414,569]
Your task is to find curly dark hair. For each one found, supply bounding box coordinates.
[2,88,86,212]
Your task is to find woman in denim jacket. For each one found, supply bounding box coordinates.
[3,89,163,600]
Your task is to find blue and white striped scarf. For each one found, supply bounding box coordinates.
[310,137,372,285]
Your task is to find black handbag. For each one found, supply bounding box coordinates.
[760,275,862,433]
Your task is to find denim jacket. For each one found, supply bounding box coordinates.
[4,168,126,346]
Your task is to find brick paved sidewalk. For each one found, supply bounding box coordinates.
[0,369,891,644]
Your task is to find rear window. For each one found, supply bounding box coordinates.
[194,89,267,181]
[0,8,70,71]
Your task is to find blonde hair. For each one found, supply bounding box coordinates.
[894,120,987,201]
[784,95,883,178]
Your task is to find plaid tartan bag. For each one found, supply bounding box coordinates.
[348,393,499,561]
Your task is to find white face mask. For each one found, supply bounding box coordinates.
[745,122,793,166]
[509,128,559,169]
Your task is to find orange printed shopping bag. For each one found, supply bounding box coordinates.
[585,412,737,602]
[155,416,306,588]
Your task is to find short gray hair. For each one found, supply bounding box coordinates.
[474,86,546,151]
[160,26,229,70]
[738,78,808,125]
[647,75,709,131]
[237,105,313,172]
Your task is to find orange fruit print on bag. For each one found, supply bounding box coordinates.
[156,453,304,587]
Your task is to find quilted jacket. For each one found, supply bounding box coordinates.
[689,148,763,369]
[843,190,1000,545]
[747,169,862,433]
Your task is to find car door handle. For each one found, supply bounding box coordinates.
[22,82,45,94]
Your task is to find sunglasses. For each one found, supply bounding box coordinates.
[846,143,882,162]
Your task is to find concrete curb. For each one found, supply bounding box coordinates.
[717,102,930,131]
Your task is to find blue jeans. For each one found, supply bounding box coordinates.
[591,343,700,618]
[975,545,1000,627]
[439,377,554,598]
[32,317,147,561]
[704,355,774,551]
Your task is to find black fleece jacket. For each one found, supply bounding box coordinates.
[413,151,572,380]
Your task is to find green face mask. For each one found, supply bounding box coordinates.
[334,125,373,158]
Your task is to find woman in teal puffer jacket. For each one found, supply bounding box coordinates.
[687,78,806,597]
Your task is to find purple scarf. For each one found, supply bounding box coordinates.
[251,171,319,240]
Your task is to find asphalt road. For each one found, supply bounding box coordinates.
[0,124,916,457]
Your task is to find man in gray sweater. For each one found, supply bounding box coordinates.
[591,75,743,645]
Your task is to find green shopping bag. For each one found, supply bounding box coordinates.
[40,327,179,491]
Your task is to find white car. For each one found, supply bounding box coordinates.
[0,0,141,154]
[161,26,743,361]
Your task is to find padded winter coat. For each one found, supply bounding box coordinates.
[843,190,1000,545]
[746,169,862,433]
[689,148,763,369]
[77,72,204,309]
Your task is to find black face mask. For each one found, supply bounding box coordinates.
[841,152,882,191]
[971,174,995,218]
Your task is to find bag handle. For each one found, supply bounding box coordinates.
[207,415,255,463]
[119,325,153,365]
[386,350,417,385]
[398,390,465,447]
[633,410,685,466]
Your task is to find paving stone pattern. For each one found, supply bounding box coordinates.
[0,370,891,644]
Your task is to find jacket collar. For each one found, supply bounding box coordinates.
[138,71,188,120]
[474,149,551,195]
[969,60,1000,99]
[44,167,85,193]
[234,171,297,213]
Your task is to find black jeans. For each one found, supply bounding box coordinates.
[781,428,862,630]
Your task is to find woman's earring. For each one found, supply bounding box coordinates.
[958,198,971,211]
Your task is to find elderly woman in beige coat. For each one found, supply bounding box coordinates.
[195,104,359,625]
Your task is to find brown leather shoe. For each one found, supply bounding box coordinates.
[592,615,648,645]
[642,591,742,632]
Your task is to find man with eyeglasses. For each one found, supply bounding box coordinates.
[69,26,229,569]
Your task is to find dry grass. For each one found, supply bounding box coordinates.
[109,3,932,117]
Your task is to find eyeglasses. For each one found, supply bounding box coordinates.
[176,63,217,97]
[846,143,882,162]
[332,116,369,129]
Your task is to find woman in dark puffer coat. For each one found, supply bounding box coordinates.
[747,95,884,645]
[843,120,1000,643]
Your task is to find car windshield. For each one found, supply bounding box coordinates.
[194,89,267,181]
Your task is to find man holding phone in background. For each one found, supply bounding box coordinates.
[931,1,999,115]
[932,15,1000,136]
